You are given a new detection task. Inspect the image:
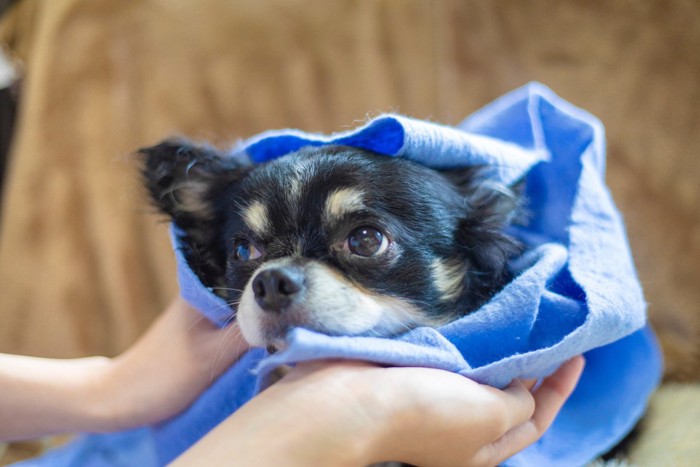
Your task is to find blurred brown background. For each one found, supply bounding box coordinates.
[0,0,699,464]
[0,0,698,395]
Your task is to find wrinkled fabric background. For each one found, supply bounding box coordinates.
[0,0,698,464]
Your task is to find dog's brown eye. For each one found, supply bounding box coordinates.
[346,226,388,257]
[233,238,262,261]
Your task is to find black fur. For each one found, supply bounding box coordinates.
[142,142,520,326]
[140,139,251,286]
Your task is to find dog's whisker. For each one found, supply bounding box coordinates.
[375,305,421,335]
[184,310,210,333]
[201,301,237,318]
[210,286,245,293]
[210,320,245,382]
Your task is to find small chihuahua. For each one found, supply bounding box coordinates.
[142,141,520,350]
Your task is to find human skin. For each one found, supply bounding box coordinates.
[0,298,247,440]
[173,356,585,466]
[0,298,583,467]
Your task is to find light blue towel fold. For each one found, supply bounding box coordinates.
[17,83,662,467]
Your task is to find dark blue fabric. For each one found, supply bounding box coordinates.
[151,350,264,462]
[18,83,662,467]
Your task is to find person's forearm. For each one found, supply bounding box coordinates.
[172,362,381,466]
[172,398,369,467]
[0,353,112,441]
[0,298,248,442]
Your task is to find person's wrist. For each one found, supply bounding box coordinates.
[355,369,424,464]
[67,356,117,432]
[301,363,413,465]
[252,362,388,466]
[87,351,171,432]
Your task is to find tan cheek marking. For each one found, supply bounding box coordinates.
[431,258,467,302]
[324,188,365,223]
[365,293,442,331]
[243,201,270,235]
[307,263,433,335]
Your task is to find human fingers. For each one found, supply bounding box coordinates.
[528,356,585,433]
[501,378,546,420]
[520,378,537,391]
[490,379,537,432]
[477,356,585,465]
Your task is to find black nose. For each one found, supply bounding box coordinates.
[252,266,305,312]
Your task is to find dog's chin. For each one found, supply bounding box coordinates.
[236,292,279,348]
[236,290,309,350]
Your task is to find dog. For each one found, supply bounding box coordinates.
[141,141,520,351]
[141,139,654,465]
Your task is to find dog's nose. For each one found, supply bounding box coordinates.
[252,266,304,312]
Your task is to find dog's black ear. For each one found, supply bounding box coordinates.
[140,139,250,286]
[140,139,247,224]
[442,167,521,227]
[443,167,522,308]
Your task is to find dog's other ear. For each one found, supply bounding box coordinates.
[140,139,247,228]
[140,139,250,286]
[442,167,521,228]
[443,167,522,307]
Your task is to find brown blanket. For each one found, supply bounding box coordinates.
[0,0,698,381]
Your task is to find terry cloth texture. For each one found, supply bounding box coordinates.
[15,83,662,467]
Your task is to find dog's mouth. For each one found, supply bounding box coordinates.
[265,339,289,355]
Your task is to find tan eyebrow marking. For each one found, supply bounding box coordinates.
[283,157,316,216]
[243,201,270,235]
[288,177,302,203]
[324,188,365,223]
[431,258,467,302]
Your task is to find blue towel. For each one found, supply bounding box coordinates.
[17,83,662,467]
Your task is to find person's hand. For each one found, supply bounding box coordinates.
[0,297,248,441]
[362,356,585,466]
[173,356,585,466]
[93,297,249,431]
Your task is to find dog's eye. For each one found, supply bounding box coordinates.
[233,238,262,261]
[345,226,388,257]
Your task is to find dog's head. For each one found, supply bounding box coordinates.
[142,141,520,348]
